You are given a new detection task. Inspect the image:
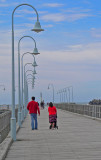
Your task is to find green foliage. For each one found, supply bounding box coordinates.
[89,99,101,105]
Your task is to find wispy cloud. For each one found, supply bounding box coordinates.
[40,7,93,22]
[82,0,91,5]
[0,2,18,7]
[0,4,9,7]
[0,21,5,23]
[43,3,64,8]
[0,0,6,2]
[41,12,92,22]
[16,9,34,14]
[90,28,101,38]
[41,13,66,22]
[66,13,92,22]
[44,24,53,28]
[16,9,48,15]
[67,44,83,51]
[40,42,101,64]
[63,8,91,13]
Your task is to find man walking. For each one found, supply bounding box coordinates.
[27,97,40,130]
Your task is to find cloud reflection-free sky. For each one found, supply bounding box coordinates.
[0,0,101,104]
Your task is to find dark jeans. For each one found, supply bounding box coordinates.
[30,113,37,130]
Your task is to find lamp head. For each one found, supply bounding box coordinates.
[33,69,37,74]
[32,85,34,89]
[32,61,38,67]
[33,47,40,55]
[33,76,36,79]
[31,21,44,33]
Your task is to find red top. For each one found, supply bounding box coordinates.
[27,101,40,115]
[48,106,57,115]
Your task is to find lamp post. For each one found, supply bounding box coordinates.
[11,3,44,141]
[21,51,38,121]
[60,90,63,102]
[69,86,73,103]
[58,86,73,103]
[64,86,73,103]
[63,89,66,103]
[24,65,36,117]
[26,74,35,88]
[25,77,35,116]
[57,91,61,103]
[48,84,54,103]
[27,79,35,88]
[68,88,70,103]
[18,36,39,127]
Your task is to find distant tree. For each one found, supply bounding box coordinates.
[89,99,101,105]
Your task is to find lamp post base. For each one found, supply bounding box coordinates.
[11,118,16,141]
[18,112,21,127]
[24,108,26,118]
[21,108,24,122]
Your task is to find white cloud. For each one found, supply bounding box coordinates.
[66,13,92,22]
[67,44,83,51]
[41,13,66,22]
[64,8,91,13]
[0,21,4,23]
[39,42,101,65]
[0,0,6,2]
[0,4,9,7]
[43,3,64,7]
[44,24,53,28]
[0,2,18,7]
[16,9,48,15]
[90,28,101,38]
[40,7,93,23]
[16,9,34,14]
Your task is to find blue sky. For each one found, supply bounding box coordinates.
[0,0,101,104]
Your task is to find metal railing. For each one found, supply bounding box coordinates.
[55,103,101,119]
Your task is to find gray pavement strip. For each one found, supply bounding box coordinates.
[0,125,20,160]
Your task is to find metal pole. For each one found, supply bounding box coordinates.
[11,10,16,141]
[68,88,70,103]
[18,40,21,127]
[11,3,41,141]
[18,36,37,121]
[48,84,54,103]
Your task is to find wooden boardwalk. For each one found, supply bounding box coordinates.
[5,108,101,160]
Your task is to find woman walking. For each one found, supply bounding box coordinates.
[48,102,57,129]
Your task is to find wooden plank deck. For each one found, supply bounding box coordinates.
[5,108,101,160]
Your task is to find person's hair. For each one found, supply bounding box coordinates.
[32,97,35,100]
[49,102,53,107]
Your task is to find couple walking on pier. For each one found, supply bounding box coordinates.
[27,96,57,130]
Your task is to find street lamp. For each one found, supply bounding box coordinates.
[69,86,73,103]
[24,64,36,115]
[64,86,73,103]
[57,90,62,103]
[58,86,73,103]
[21,51,38,121]
[48,84,54,103]
[24,72,35,117]
[11,3,44,141]
[24,63,37,75]
[22,63,36,119]
[26,74,35,87]
[18,36,39,127]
